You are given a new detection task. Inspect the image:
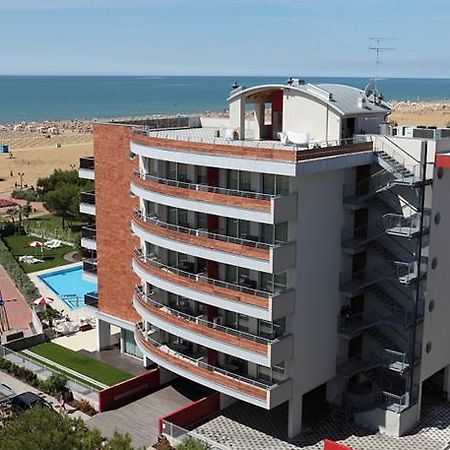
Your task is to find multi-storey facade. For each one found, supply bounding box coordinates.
[79,79,450,437]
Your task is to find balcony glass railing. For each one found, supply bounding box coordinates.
[81,226,96,241]
[135,323,278,391]
[83,258,97,275]
[134,287,277,346]
[133,209,281,251]
[132,169,279,201]
[80,191,96,205]
[79,157,95,170]
[134,248,278,299]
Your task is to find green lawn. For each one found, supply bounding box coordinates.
[2,234,73,273]
[26,342,132,386]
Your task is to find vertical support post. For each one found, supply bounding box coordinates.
[97,319,111,350]
[287,394,303,438]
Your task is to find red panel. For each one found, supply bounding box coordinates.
[435,154,450,169]
[271,90,283,111]
[158,393,220,434]
[98,368,160,412]
[324,439,353,450]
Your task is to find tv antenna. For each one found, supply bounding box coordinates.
[369,37,396,94]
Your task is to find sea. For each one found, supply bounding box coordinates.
[1,76,450,124]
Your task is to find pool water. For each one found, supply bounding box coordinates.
[38,265,97,310]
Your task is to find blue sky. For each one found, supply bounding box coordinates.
[1,0,449,77]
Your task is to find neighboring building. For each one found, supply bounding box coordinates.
[79,79,450,437]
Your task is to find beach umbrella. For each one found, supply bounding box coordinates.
[28,240,44,254]
[28,241,43,248]
[33,296,54,306]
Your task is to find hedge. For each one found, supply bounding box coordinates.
[0,238,39,303]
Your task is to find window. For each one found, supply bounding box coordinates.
[197,212,207,229]
[263,174,275,195]
[261,224,274,244]
[167,207,177,225]
[276,176,290,195]
[122,329,143,359]
[274,271,288,291]
[147,158,158,177]
[258,317,286,338]
[177,163,188,182]
[239,171,251,191]
[197,166,208,184]
[166,161,177,180]
[257,362,285,382]
[227,170,239,190]
[145,201,156,217]
[226,218,238,237]
[238,220,251,239]
[275,222,288,243]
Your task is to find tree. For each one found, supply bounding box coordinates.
[0,406,142,450]
[43,183,80,229]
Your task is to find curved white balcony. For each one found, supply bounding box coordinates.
[132,249,294,321]
[130,171,296,224]
[133,287,293,367]
[135,324,292,409]
[131,210,295,273]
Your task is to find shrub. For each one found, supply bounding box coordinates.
[176,437,208,450]
[11,189,41,202]
[73,399,97,416]
[0,238,40,303]
[40,374,69,398]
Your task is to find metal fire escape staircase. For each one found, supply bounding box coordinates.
[337,136,429,411]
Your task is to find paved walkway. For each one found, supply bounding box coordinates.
[0,371,88,420]
[0,265,32,339]
[87,379,208,448]
[194,392,450,450]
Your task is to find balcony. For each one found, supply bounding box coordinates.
[130,171,297,224]
[80,191,96,216]
[84,291,98,307]
[135,323,291,409]
[82,258,97,280]
[133,287,292,367]
[337,348,410,379]
[79,156,95,180]
[131,210,295,273]
[132,249,294,321]
[81,226,96,251]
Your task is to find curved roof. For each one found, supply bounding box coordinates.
[228,82,390,116]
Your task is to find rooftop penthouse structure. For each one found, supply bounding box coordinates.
[79,79,450,438]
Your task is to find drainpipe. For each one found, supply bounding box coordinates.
[409,140,428,398]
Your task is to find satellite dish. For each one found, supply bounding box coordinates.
[364,81,375,98]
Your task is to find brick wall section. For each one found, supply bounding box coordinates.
[94,124,139,323]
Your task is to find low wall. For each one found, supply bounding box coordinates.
[323,440,353,450]
[98,368,160,412]
[159,393,220,434]
[5,333,48,351]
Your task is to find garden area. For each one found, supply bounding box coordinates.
[25,342,132,386]
[2,234,74,273]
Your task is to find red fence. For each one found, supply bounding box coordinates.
[158,393,220,434]
[99,368,160,412]
[324,439,353,450]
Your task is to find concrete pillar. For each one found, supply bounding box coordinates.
[159,367,178,384]
[444,365,450,400]
[254,102,265,140]
[229,98,246,140]
[143,355,152,369]
[287,394,303,439]
[220,393,237,409]
[97,319,111,350]
[326,377,346,404]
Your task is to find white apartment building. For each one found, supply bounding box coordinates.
[80,79,450,438]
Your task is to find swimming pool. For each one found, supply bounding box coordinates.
[38,265,97,310]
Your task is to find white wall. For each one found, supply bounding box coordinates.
[282,92,341,142]
[288,168,348,395]
[421,166,450,381]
